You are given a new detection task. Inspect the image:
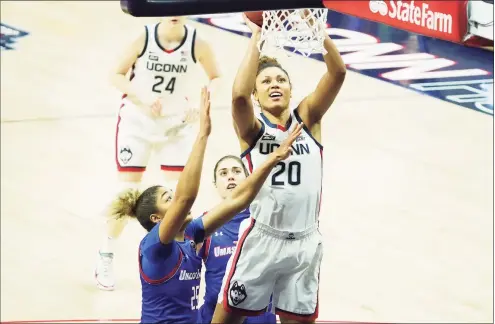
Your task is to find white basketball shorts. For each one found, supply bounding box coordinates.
[218,218,323,322]
[115,103,195,172]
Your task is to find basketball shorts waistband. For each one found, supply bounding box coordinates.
[253,220,318,240]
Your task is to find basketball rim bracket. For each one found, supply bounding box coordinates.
[121,0,325,17]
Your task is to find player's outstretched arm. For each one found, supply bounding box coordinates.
[201,123,304,237]
[297,12,346,128]
[231,14,263,143]
[158,87,211,244]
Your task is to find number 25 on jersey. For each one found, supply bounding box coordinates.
[191,285,200,310]
[152,76,176,94]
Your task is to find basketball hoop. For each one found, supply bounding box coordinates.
[258,9,329,57]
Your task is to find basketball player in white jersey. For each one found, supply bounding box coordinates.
[211,14,346,323]
[94,16,220,291]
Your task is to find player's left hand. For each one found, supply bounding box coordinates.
[150,98,162,118]
[182,107,200,124]
[299,9,324,31]
[242,13,262,35]
[273,123,303,161]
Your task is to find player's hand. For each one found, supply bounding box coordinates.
[272,123,303,161]
[199,86,211,136]
[243,13,262,35]
[182,107,200,124]
[299,9,325,32]
[150,98,162,118]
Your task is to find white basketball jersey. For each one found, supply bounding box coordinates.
[241,110,323,232]
[123,23,199,116]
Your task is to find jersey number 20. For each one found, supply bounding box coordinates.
[272,161,301,186]
[152,76,176,94]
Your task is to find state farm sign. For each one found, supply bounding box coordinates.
[323,0,467,44]
[369,0,453,34]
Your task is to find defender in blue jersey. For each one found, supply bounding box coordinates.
[106,87,304,323]
[197,155,276,324]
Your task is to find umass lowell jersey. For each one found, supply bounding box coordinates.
[123,23,199,116]
[139,218,205,323]
[197,209,275,324]
[241,109,323,232]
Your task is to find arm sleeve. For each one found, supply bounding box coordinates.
[184,216,206,244]
[198,236,211,261]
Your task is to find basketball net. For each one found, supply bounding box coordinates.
[258,9,329,57]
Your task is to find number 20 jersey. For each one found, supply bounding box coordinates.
[123,23,199,115]
[240,109,323,232]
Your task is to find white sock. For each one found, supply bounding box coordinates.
[100,237,114,255]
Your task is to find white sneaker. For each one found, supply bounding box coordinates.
[94,251,115,291]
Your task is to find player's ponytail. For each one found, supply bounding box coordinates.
[257,56,290,77]
[107,188,142,219]
[106,186,161,232]
[258,56,280,69]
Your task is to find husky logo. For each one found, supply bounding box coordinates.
[119,146,133,165]
[1,23,29,50]
[229,281,247,306]
[286,233,295,240]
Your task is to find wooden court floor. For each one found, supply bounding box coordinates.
[1,1,493,323]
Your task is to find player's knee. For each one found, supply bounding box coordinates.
[118,171,144,183]
[211,303,225,323]
[211,303,245,324]
[106,215,129,236]
[161,169,182,182]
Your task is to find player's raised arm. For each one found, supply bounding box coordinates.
[195,37,221,82]
[109,29,149,110]
[297,12,346,128]
[195,36,223,106]
[158,87,211,244]
[231,14,263,142]
[201,123,304,237]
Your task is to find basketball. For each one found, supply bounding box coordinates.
[244,11,264,27]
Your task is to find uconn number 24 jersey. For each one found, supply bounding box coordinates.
[123,23,199,115]
[240,109,323,232]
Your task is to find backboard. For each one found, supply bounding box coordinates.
[121,0,325,17]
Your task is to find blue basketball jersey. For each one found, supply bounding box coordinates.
[139,218,205,323]
[198,209,276,324]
